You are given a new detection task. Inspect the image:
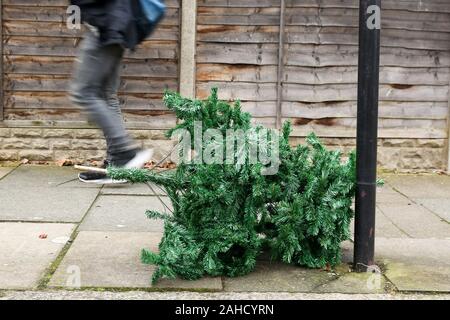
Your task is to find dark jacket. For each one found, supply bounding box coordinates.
[70,0,154,50]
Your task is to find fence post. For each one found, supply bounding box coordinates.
[179,0,197,99]
[275,0,286,130]
[354,0,381,272]
[0,0,3,121]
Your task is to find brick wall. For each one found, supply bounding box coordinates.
[0,127,175,165]
[289,137,448,172]
[0,127,447,171]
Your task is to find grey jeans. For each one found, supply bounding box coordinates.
[70,29,134,161]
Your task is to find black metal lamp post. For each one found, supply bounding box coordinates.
[354,0,381,272]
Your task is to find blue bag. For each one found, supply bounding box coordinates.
[139,0,166,26]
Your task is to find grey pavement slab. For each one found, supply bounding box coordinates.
[377,203,450,239]
[314,271,386,294]
[0,222,75,289]
[377,184,398,195]
[101,183,167,196]
[376,185,412,205]
[384,174,450,199]
[376,238,450,292]
[223,261,335,292]
[0,166,16,180]
[49,231,222,290]
[0,165,101,189]
[350,208,408,240]
[254,247,383,294]
[413,198,450,223]
[374,210,410,238]
[0,186,99,222]
[79,195,170,232]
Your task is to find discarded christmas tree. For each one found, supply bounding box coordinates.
[108,88,356,284]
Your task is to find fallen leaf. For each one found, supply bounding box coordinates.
[39,234,48,239]
[56,159,73,167]
[144,161,156,169]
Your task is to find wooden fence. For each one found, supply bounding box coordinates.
[1,0,180,128]
[196,0,450,140]
[0,0,449,170]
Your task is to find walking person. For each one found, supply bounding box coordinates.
[69,0,165,184]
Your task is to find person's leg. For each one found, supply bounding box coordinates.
[100,48,153,168]
[103,51,125,163]
[70,29,135,163]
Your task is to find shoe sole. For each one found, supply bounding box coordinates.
[78,149,153,185]
[78,174,128,185]
[124,149,154,169]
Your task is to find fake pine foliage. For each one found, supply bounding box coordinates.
[108,88,356,284]
[263,127,356,268]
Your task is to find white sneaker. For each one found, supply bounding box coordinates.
[124,149,153,169]
[78,172,128,185]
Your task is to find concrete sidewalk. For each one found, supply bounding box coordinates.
[0,164,449,298]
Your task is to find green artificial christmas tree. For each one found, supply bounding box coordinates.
[108,88,356,284]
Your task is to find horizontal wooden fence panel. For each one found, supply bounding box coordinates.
[4,92,167,110]
[2,0,180,7]
[197,43,450,67]
[4,22,180,40]
[198,7,450,33]
[3,109,177,129]
[5,56,179,78]
[198,0,450,13]
[197,64,450,86]
[197,25,450,51]
[2,0,181,125]
[4,75,178,93]
[4,37,179,59]
[281,101,449,120]
[3,7,180,26]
